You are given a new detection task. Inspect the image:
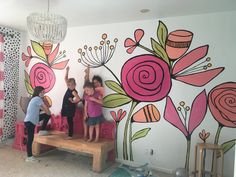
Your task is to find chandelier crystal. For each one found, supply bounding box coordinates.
[27,0,67,44]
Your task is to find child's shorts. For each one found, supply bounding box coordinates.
[86,115,103,126]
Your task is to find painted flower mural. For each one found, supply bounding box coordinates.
[164,90,207,170]
[110,109,127,157]
[22,41,69,103]
[77,21,224,164]
[121,54,171,102]
[208,82,236,172]
[30,63,56,93]
[208,82,236,129]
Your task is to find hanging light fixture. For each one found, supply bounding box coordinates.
[27,0,67,44]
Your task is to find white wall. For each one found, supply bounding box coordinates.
[19,10,236,176]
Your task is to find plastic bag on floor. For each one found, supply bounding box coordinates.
[109,163,155,177]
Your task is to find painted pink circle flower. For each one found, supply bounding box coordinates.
[30,63,56,93]
[121,54,171,102]
[208,82,236,127]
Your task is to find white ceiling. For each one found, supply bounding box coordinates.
[0,0,236,32]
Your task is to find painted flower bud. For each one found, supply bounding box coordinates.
[166,30,193,60]
[43,42,53,55]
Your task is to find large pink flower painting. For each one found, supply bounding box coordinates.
[22,41,69,104]
[77,21,225,164]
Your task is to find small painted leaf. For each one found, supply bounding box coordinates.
[217,139,236,158]
[151,38,169,65]
[157,21,168,48]
[131,128,151,142]
[103,93,132,108]
[24,70,30,83]
[48,43,60,64]
[25,80,34,95]
[105,80,126,95]
[31,41,46,60]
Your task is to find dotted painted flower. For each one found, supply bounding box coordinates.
[121,54,171,102]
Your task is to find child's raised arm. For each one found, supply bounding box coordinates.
[64,66,69,83]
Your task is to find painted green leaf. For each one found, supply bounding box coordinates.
[31,41,46,60]
[157,21,168,48]
[151,38,169,65]
[103,93,132,108]
[131,128,151,142]
[24,70,30,83]
[25,80,34,95]
[105,80,126,95]
[217,139,236,158]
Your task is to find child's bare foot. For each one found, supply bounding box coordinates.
[83,136,87,141]
[94,138,99,143]
[87,138,92,142]
[64,136,73,140]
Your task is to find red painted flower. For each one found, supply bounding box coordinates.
[124,29,144,54]
[30,63,56,93]
[22,46,32,67]
[110,109,127,122]
[121,54,171,102]
[208,82,236,128]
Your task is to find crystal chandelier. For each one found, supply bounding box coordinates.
[27,0,67,44]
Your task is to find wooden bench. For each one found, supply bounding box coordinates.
[32,131,115,172]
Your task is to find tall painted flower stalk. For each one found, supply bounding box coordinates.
[208,82,236,173]
[164,90,207,171]
[110,109,127,158]
[199,129,210,176]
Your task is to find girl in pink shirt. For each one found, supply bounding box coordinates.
[83,81,103,142]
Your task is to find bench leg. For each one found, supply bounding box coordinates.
[32,141,41,156]
[93,150,107,172]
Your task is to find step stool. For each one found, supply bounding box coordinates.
[194,143,224,177]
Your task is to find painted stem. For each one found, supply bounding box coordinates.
[129,122,133,161]
[123,101,138,160]
[103,64,121,85]
[115,122,119,158]
[185,138,191,171]
[139,44,156,55]
[211,124,223,173]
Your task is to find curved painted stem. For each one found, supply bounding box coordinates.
[123,101,138,160]
[139,44,156,55]
[211,124,223,173]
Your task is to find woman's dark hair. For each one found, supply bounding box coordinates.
[32,86,45,98]
[92,75,103,86]
[83,81,94,89]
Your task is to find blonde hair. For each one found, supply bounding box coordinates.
[67,78,76,85]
